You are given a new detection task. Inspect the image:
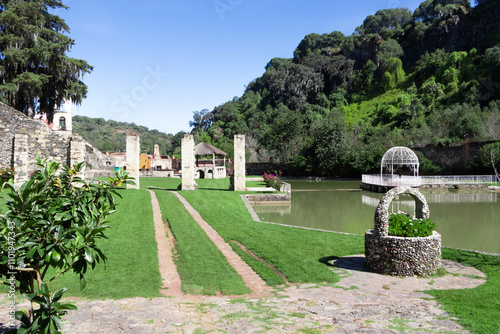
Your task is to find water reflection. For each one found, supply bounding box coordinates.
[362,192,498,208]
[251,203,291,216]
[252,180,500,254]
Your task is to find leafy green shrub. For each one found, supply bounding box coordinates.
[263,172,283,191]
[388,212,436,237]
[1,158,133,333]
[12,284,77,334]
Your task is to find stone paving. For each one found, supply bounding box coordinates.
[0,190,488,333]
[1,256,483,333]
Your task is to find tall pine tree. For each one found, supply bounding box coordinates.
[0,0,92,121]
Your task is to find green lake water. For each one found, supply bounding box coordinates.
[252,180,500,254]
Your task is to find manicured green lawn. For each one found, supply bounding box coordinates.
[180,181,365,285]
[246,180,267,187]
[140,176,267,190]
[154,190,250,295]
[3,176,499,334]
[47,189,163,299]
[140,177,182,190]
[429,248,500,334]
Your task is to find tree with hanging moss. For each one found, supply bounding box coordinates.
[0,0,92,122]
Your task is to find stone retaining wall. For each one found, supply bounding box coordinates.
[419,183,490,190]
[246,194,291,204]
[0,102,88,182]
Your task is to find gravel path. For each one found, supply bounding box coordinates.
[1,257,482,333]
[0,190,487,333]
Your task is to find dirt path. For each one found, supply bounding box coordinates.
[171,191,271,296]
[147,189,183,296]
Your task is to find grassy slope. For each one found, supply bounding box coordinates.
[47,189,163,299]
[140,177,181,190]
[179,179,365,285]
[154,190,250,295]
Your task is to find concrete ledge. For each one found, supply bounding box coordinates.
[246,193,291,204]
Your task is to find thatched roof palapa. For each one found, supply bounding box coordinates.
[194,142,227,156]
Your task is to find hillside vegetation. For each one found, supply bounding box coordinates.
[188,0,500,176]
[72,115,184,156]
[73,0,500,177]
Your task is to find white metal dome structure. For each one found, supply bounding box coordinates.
[380,146,419,177]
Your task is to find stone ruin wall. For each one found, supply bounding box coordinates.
[0,102,86,180]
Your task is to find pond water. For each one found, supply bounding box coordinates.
[252,180,500,254]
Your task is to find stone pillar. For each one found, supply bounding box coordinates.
[233,134,246,191]
[13,134,29,186]
[181,134,197,190]
[69,135,86,179]
[126,135,140,189]
[153,144,161,160]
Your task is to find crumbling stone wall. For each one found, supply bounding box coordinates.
[0,102,86,182]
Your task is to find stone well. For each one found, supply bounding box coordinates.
[365,186,441,276]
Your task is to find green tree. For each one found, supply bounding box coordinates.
[265,61,324,110]
[293,31,345,61]
[381,57,406,90]
[413,0,469,23]
[0,0,92,121]
[266,104,305,163]
[472,142,500,177]
[189,109,213,132]
[309,112,350,176]
[376,39,404,68]
[358,59,378,91]
[356,8,413,37]
[0,158,133,332]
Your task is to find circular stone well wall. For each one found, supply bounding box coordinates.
[365,186,441,276]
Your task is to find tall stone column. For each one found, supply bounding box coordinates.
[233,134,246,191]
[69,135,86,179]
[13,134,29,186]
[153,144,161,160]
[181,134,197,190]
[126,135,140,189]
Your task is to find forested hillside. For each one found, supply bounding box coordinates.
[189,0,500,176]
[73,115,184,156]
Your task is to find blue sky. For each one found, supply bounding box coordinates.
[57,0,424,134]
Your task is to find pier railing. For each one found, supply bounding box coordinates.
[362,174,498,187]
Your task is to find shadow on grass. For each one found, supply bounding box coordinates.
[146,186,178,191]
[196,187,231,191]
[319,255,366,272]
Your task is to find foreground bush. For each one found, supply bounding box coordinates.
[0,158,132,333]
[388,212,436,237]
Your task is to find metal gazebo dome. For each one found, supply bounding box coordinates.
[380,146,419,177]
